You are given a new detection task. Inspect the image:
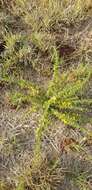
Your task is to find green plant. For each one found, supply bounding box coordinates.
[20,47,91,190]
[16,180,25,190]
[8,91,31,108]
[34,48,92,166]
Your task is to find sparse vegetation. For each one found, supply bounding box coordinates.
[0,0,92,190]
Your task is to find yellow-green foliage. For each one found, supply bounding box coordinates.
[16,181,25,190]
[8,92,30,108]
[6,78,40,108]
[28,50,91,190]
[34,48,92,162]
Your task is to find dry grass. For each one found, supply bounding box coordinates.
[0,0,92,190]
